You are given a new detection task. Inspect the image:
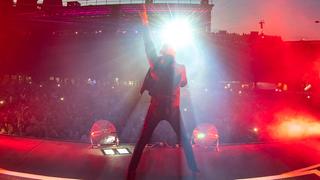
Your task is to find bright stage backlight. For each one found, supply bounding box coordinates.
[160,18,194,49]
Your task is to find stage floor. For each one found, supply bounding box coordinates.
[0,135,319,180]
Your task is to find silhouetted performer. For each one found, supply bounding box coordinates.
[127,5,199,177]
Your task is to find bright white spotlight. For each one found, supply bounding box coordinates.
[160,18,194,49]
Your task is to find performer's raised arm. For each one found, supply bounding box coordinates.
[140,5,157,69]
[180,65,188,87]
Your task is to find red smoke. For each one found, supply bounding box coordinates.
[268,109,320,140]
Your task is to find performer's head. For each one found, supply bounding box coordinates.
[160,44,176,65]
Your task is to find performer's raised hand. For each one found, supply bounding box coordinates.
[140,4,149,26]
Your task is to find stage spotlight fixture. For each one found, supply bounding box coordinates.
[192,123,219,151]
[90,120,119,147]
[160,18,194,49]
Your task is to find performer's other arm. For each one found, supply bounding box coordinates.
[180,65,188,87]
[140,5,157,68]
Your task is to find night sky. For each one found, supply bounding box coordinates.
[38,0,320,40]
[211,0,320,40]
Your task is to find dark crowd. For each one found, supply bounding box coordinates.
[0,74,317,144]
[0,74,142,142]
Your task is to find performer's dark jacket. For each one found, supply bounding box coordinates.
[140,28,187,107]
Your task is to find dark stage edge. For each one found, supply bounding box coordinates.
[0,135,319,180]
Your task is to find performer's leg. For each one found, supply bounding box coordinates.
[168,109,199,172]
[128,106,160,172]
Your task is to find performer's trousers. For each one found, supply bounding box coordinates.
[128,101,198,171]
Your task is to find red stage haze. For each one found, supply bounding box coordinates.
[268,109,320,139]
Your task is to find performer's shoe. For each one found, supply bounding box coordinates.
[189,165,200,173]
[191,167,200,173]
[126,169,136,180]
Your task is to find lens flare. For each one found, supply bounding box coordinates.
[160,19,194,49]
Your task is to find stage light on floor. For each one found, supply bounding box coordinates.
[192,123,219,151]
[253,127,259,133]
[90,120,119,147]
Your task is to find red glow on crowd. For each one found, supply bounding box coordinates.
[269,110,320,139]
